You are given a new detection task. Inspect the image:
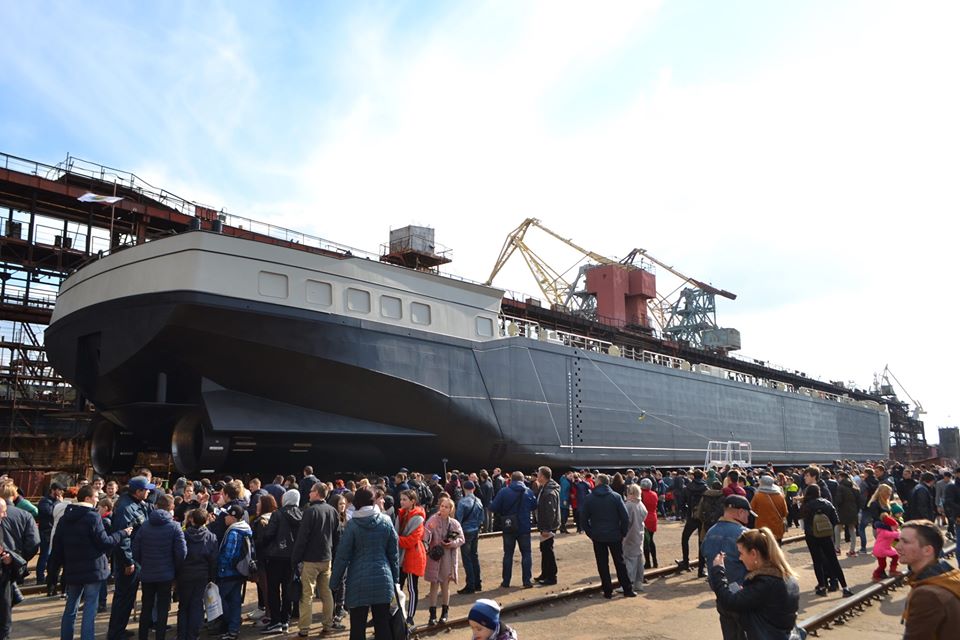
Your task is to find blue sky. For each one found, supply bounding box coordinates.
[2,1,957,443]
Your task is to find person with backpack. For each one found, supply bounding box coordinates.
[260,491,302,634]
[693,481,725,578]
[217,504,254,640]
[677,469,707,572]
[800,484,852,597]
[751,475,788,544]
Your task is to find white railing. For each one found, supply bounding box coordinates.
[498,315,885,413]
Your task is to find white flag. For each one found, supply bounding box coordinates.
[78,192,123,204]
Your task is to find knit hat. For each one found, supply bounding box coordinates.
[283,490,301,507]
[758,475,781,494]
[468,599,501,630]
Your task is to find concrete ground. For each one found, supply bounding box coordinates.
[10,519,926,639]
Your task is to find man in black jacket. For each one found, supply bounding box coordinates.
[677,469,708,572]
[106,476,154,640]
[581,474,635,599]
[51,484,130,640]
[291,482,344,635]
[36,481,64,585]
[944,468,960,540]
[534,467,561,586]
[905,472,937,522]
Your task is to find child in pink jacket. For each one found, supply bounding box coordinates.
[871,514,900,581]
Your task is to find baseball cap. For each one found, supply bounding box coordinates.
[128,476,156,491]
[49,481,66,492]
[463,480,476,490]
[225,504,245,520]
[723,494,757,516]
[431,474,441,481]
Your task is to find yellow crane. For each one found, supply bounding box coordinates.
[486,218,737,346]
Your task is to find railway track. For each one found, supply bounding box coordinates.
[799,542,956,636]
[412,537,957,638]
[413,534,807,637]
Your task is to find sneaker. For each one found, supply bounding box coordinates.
[220,634,238,640]
[842,588,854,597]
[846,550,858,557]
[457,586,475,595]
[815,586,828,597]
[324,622,346,632]
[538,579,557,586]
[261,623,285,634]
[297,632,310,638]
[623,591,637,598]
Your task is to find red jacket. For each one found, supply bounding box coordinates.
[641,489,659,532]
[397,506,427,576]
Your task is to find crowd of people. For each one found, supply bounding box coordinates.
[0,459,957,640]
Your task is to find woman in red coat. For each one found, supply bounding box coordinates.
[396,490,427,626]
[640,478,660,569]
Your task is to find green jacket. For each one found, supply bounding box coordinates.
[14,495,39,518]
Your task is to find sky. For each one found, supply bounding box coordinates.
[2,1,957,444]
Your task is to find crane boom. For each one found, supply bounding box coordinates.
[621,248,737,300]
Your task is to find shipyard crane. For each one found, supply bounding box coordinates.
[486,219,740,349]
[485,218,615,309]
[875,365,926,418]
[621,248,738,348]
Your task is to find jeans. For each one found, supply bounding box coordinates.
[716,602,744,640]
[38,531,51,582]
[0,580,11,640]
[107,558,141,640]
[175,579,206,640]
[539,536,557,582]
[266,558,294,624]
[501,532,532,586]
[592,540,632,596]
[299,560,334,632]
[680,518,701,563]
[857,510,871,551]
[219,579,243,634]
[460,529,481,590]
[61,582,101,640]
[139,581,172,640]
[348,603,391,640]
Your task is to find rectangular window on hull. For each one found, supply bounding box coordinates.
[380,295,402,319]
[346,287,371,313]
[411,302,431,325]
[258,271,288,299]
[476,316,494,337]
[306,280,332,306]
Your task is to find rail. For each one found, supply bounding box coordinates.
[799,542,957,636]
[414,533,806,636]
[498,315,886,415]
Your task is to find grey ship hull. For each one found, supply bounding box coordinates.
[46,289,890,474]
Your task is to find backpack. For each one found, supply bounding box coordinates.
[811,511,833,538]
[234,534,259,579]
[416,483,434,510]
[695,494,724,530]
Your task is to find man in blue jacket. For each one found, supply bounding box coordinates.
[36,481,64,585]
[581,474,635,598]
[455,480,484,594]
[51,484,131,640]
[133,494,186,640]
[489,471,537,588]
[702,495,753,640]
[107,476,154,640]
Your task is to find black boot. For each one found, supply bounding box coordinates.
[653,557,658,568]
[439,605,449,623]
[428,607,437,626]
[675,559,690,571]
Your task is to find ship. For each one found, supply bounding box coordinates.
[44,227,890,475]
